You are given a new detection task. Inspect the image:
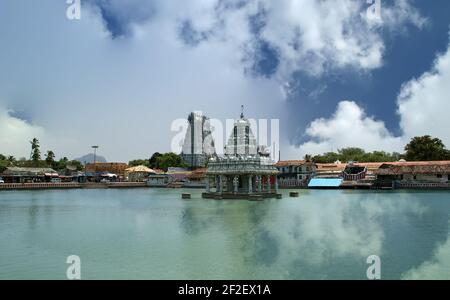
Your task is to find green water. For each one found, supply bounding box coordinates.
[0,188,449,279]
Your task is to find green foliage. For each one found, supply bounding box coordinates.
[405,135,450,161]
[311,148,399,163]
[149,152,162,168]
[150,152,187,171]
[128,153,187,172]
[0,150,83,173]
[45,150,55,166]
[128,159,150,168]
[0,159,9,173]
[30,138,41,164]
[0,154,16,173]
[54,158,83,172]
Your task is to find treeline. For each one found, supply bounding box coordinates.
[309,135,450,163]
[0,138,83,173]
[310,148,400,163]
[129,152,187,172]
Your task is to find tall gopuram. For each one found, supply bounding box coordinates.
[181,112,216,169]
[202,107,281,200]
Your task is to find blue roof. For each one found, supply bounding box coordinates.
[308,178,342,188]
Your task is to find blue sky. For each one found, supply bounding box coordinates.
[1,0,450,161]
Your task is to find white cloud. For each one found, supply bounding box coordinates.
[289,33,450,158]
[0,0,425,160]
[402,227,450,279]
[289,101,404,157]
[175,0,425,80]
[398,39,450,147]
[0,106,45,158]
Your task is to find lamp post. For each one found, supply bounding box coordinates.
[92,146,99,173]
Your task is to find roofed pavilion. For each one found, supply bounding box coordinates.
[202,108,280,200]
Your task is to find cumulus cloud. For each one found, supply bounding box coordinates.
[169,0,425,80]
[85,0,156,38]
[402,227,450,279]
[0,0,283,161]
[0,106,45,158]
[288,101,404,157]
[88,0,425,79]
[398,38,450,147]
[0,0,426,160]
[289,33,450,158]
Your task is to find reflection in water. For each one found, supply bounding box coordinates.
[176,190,448,279]
[1,189,450,279]
[402,220,450,279]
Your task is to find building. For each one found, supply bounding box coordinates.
[203,109,280,200]
[185,168,207,188]
[339,162,385,189]
[147,173,170,187]
[146,168,192,187]
[181,112,216,168]
[375,161,450,189]
[275,160,316,187]
[315,163,347,178]
[85,163,128,177]
[125,165,156,182]
[308,162,346,189]
[1,167,59,183]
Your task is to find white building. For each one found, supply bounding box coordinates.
[181,112,216,168]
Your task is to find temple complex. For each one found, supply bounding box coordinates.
[202,107,281,200]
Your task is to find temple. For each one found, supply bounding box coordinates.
[202,107,281,200]
[181,112,216,169]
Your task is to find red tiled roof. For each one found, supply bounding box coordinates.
[380,161,450,167]
[376,161,450,175]
[316,163,347,172]
[275,160,307,167]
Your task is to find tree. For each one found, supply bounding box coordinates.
[0,155,9,173]
[45,150,56,167]
[311,147,398,163]
[149,152,162,169]
[147,152,187,171]
[338,147,366,162]
[404,135,449,161]
[157,153,187,171]
[312,152,341,163]
[30,138,41,164]
[129,159,150,168]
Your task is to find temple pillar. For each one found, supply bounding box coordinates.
[215,176,220,193]
[258,175,262,192]
[218,175,223,194]
[226,176,232,193]
[206,177,210,193]
[233,176,239,194]
[275,176,279,193]
[248,175,253,194]
[266,176,271,192]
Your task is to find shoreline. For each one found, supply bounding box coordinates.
[0,182,148,190]
[1,182,450,191]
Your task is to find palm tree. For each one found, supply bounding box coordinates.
[45,150,55,167]
[30,138,41,163]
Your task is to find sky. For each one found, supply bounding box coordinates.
[0,0,449,162]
